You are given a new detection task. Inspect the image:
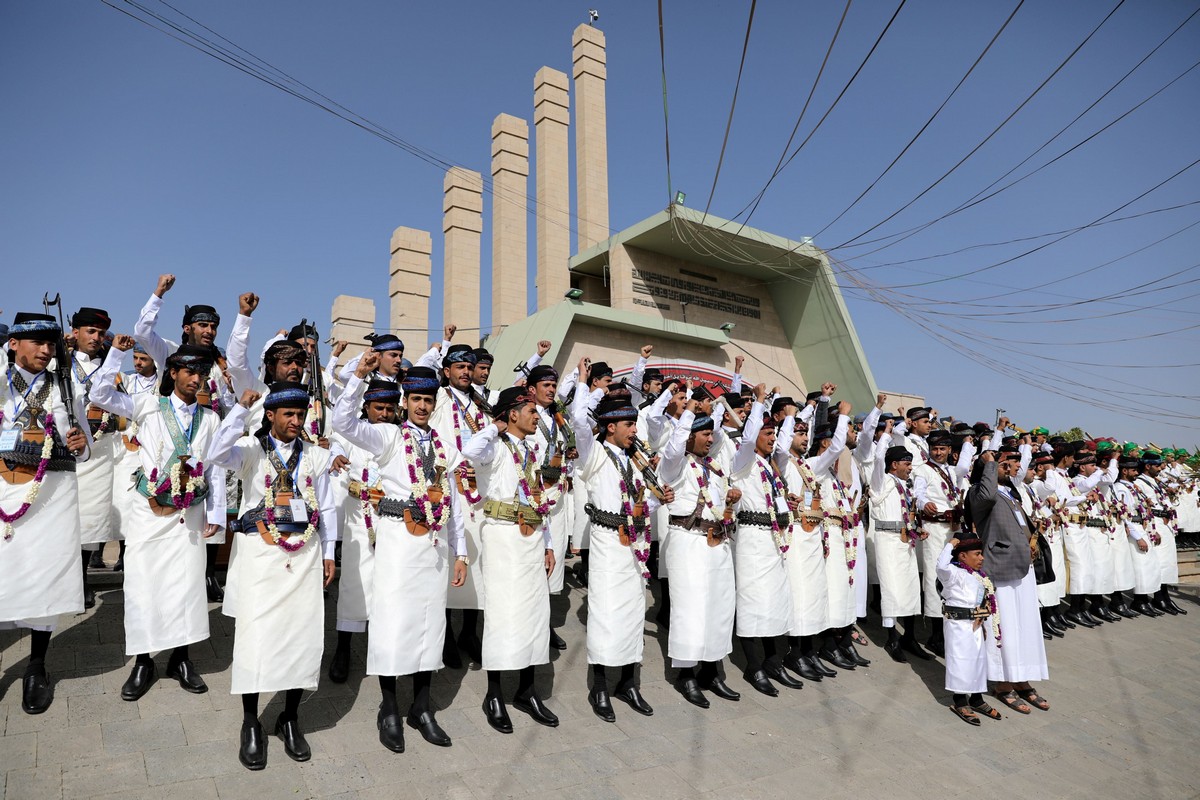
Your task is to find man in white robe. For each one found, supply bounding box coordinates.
[1113,455,1163,616]
[207,382,338,769]
[572,378,659,722]
[461,386,559,734]
[1,312,90,714]
[89,337,226,703]
[333,362,468,752]
[68,307,121,606]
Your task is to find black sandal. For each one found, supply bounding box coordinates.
[970,700,1002,720]
[1017,688,1049,711]
[950,705,981,726]
[996,690,1031,715]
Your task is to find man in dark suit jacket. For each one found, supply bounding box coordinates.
[966,449,1051,715]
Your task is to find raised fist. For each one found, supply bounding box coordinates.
[239,390,262,409]
[537,340,552,357]
[155,274,176,298]
[111,334,136,352]
[238,292,260,316]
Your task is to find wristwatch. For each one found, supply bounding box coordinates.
[456,555,470,565]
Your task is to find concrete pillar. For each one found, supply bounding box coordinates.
[330,295,375,361]
[572,24,610,252]
[490,114,529,332]
[389,226,431,345]
[442,167,483,341]
[534,66,571,310]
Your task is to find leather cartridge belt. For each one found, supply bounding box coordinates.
[920,508,960,523]
[482,499,543,526]
[585,503,629,531]
[670,513,724,532]
[1064,514,1087,525]
[735,510,791,529]
[1152,509,1171,520]
[821,509,846,526]
[873,519,904,533]
[1,435,77,476]
[943,604,990,621]
[377,496,425,522]
[233,503,310,535]
[1084,517,1108,528]
[1127,515,1147,524]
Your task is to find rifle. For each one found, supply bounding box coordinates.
[42,293,87,456]
[300,318,326,437]
[631,437,668,501]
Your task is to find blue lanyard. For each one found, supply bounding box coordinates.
[268,435,301,488]
[169,399,195,442]
[6,368,45,422]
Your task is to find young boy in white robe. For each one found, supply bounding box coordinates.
[937,536,1003,726]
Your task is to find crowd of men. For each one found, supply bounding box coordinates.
[2,274,1197,769]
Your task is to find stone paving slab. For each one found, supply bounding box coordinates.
[3,569,1200,800]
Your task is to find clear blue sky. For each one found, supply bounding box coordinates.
[3,1,1197,445]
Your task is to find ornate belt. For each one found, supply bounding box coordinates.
[943,604,990,621]
[735,510,790,529]
[585,503,633,531]
[873,520,904,533]
[920,508,960,523]
[1084,518,1108,528]
[482,499,543,526]
[1152,509,1171,519]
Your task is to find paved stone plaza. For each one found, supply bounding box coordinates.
[3,560,1198,800]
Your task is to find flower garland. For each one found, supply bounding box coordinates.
[1128,481,1163,546]
[360,467,377,549]
[608,450,649,579]
[147,458,206,522]
[755,456,792,557]
[895,477,919,550]
[0,412,55,541]
[447,389,484,505]
[956,561,1001,649]
[262,460,320,560]
[505,438,557,518]
[403,427,451,547]
[825,475,860,584]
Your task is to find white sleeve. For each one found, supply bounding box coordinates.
[132,293,173,371]
[204,403,251,473]
[660,409,694,484]
[731,401,765,477]
[331,375,386,455]
[460,423,500,465]
[87,347,136,419]
[316,466,339,559]
[807,414,849,474]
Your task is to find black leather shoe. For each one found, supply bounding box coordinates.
[275,717,311,762]
[1045,615,1066,634]
[1081,609,1105,625]
[1043,622,1064,639]
[89,550,106,569]
[1131,600,1156,617]
[784,653,822,682]
[165,659,208,694]
[112,556,124,572]
[842,644,871,667]
[764,661,804,690]
[407,710,452,747]
[205,576,224,603]
[1164,596,1188,615]
[900,638,933,661]
[21,671,53,715]
[923,637,945,658]
[743,669,779,697]
[588,689,616,722]
[1065,611,1096,628]
[1042,629,1053,640]
[121,662,157,701]
[1112,604,1139,619]
[614,686,654,716]
[701,676,741,701]
[328,647,350,683]
[1054,612,1076,629]
[239,721,267,770]
[677,678,709,709]
[513,694,559,727]
[1150,598,1174,616]
[884,640,908,663]
[1092,606,1120,623]
[549,629,567,651]
[84,585,96,610]
[818,647,856,670]
[482,696,513,734]
[808,654,837,678]
[378,710,406,751]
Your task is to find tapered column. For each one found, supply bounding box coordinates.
[572,24,610,251]
[534,66,571,309]
[330,295,375,361]
[390,226,431,344]
[443,167,483,338]
[491,114,529,331]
